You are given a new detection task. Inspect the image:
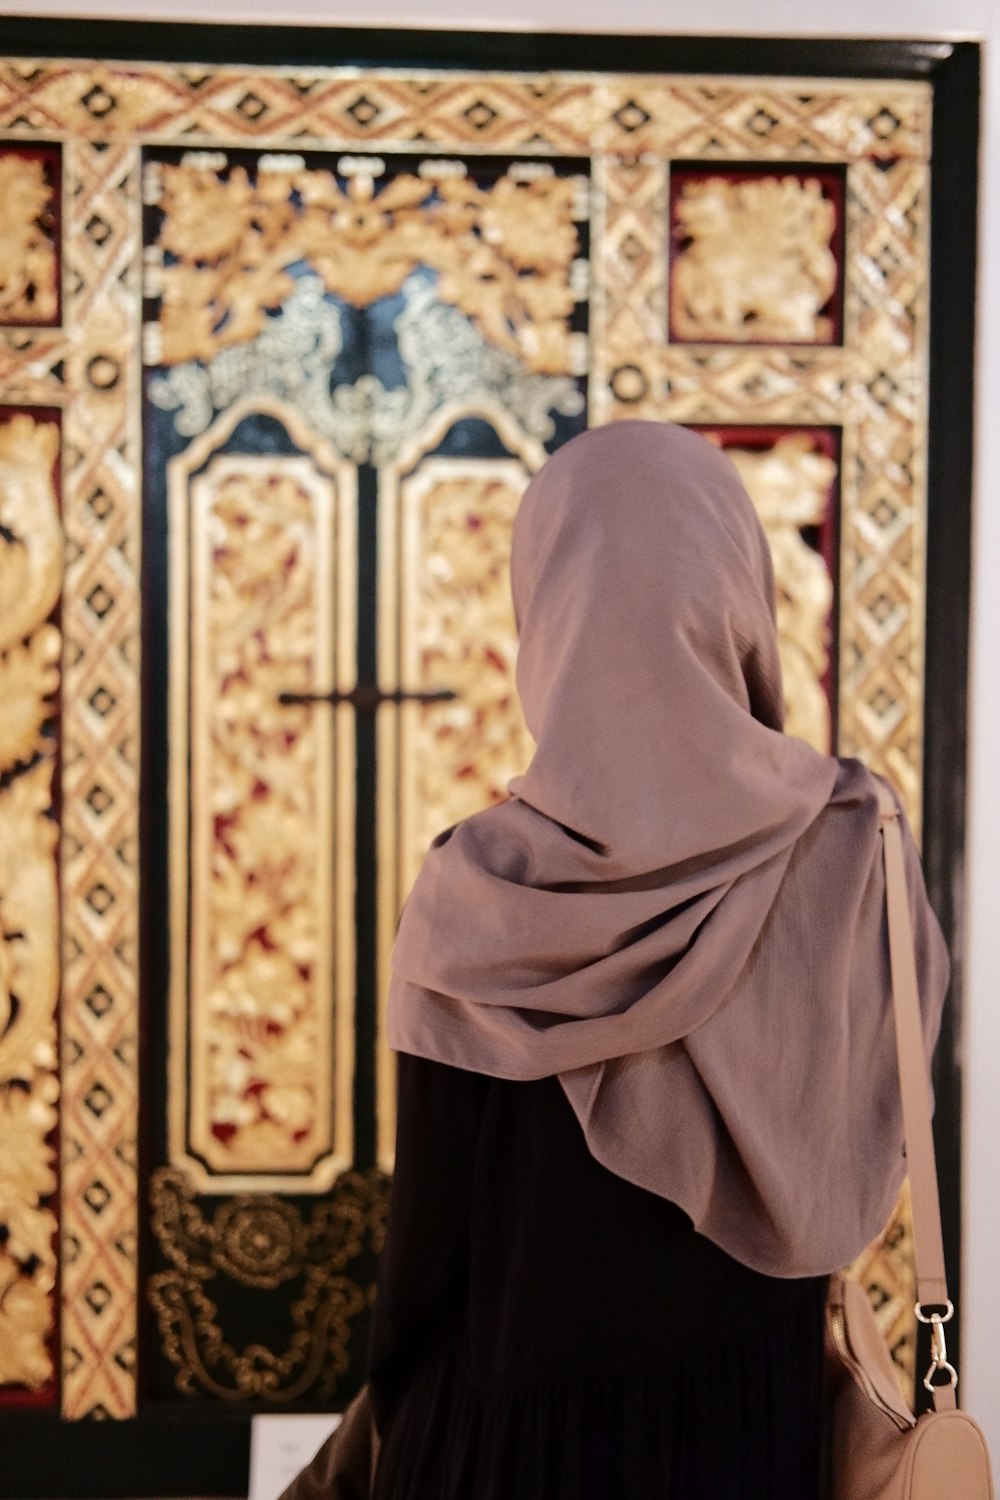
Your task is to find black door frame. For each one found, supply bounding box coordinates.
[0,20,977,1498]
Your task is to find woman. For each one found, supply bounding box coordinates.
[283,420,950,1500]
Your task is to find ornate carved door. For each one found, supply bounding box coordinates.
[140,143,588,1409]
[0,22,975,1499]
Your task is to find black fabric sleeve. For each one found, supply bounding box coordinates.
[366,1050,490,1433]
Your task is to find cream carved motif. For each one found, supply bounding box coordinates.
[148,271,584,468]
[723,433,837,753]
[670,173,838,343]
[0,414,62,1389]
[152,161,584,377]
[0,154,57,324]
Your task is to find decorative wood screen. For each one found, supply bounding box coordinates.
[0,28,973,1499]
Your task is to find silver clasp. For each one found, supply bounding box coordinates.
[916,1300,958,1393]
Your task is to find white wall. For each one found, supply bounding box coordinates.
[6,0,999,1437]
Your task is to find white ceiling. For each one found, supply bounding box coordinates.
[0,0,988,36]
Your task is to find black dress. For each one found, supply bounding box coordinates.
[368,1051,831,1499]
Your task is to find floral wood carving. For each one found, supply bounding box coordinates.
[151,162,583,376]
[147,1165,386,1401]
[0,413,61,1389]
[0,153,58,325]
[0,55,933,1419]
[403,465,537,863]
[670,173,838,343]
[169,446,353,1190]
[723,432,837,752]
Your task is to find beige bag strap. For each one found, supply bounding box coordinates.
[876,781,958,1411]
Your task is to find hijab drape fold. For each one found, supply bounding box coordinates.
[386,420,950,1277]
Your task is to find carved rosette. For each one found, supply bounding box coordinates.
[147,1165,385,1401]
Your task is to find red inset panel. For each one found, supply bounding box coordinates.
[0,144,62,328]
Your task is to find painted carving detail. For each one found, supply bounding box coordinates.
[404,466,536,863]
[147,1165,381,1400]
[0,57,931,1416]
[153,162,583,376]
[671,174,837,342]
[177,459,338,1181]
[0,414,62,1389]
[0,154,57,324]
[149,273,584,466]
[724,433,837,752]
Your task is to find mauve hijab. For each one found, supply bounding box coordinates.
[386,419,951,1278]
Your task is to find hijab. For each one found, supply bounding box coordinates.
[385,419,951,1278]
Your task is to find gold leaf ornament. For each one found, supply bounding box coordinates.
[0,626,60,773]
[155,164,580,375]
[0,154,57,323]
[147,1166,383,1401]
[672,174,838,342]
[0,416,62,650]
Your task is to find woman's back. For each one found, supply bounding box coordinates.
[370,1051,831,1499]
[355,421,948,1497]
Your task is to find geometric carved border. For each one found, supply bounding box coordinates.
[58,140,142,1419]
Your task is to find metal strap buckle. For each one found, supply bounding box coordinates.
[915,1301,959,1393]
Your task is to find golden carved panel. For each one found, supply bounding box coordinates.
[722,432,837,752]
[670,171,839,343]
[0,413,61,1392]
[0,149,58,325]
[149,158,582,378]
[168,401,357,1192]
[398,462,541,870]
[596,151,929,833]
[0,51,934,1413]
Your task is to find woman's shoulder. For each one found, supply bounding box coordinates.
[826,755,907,825]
